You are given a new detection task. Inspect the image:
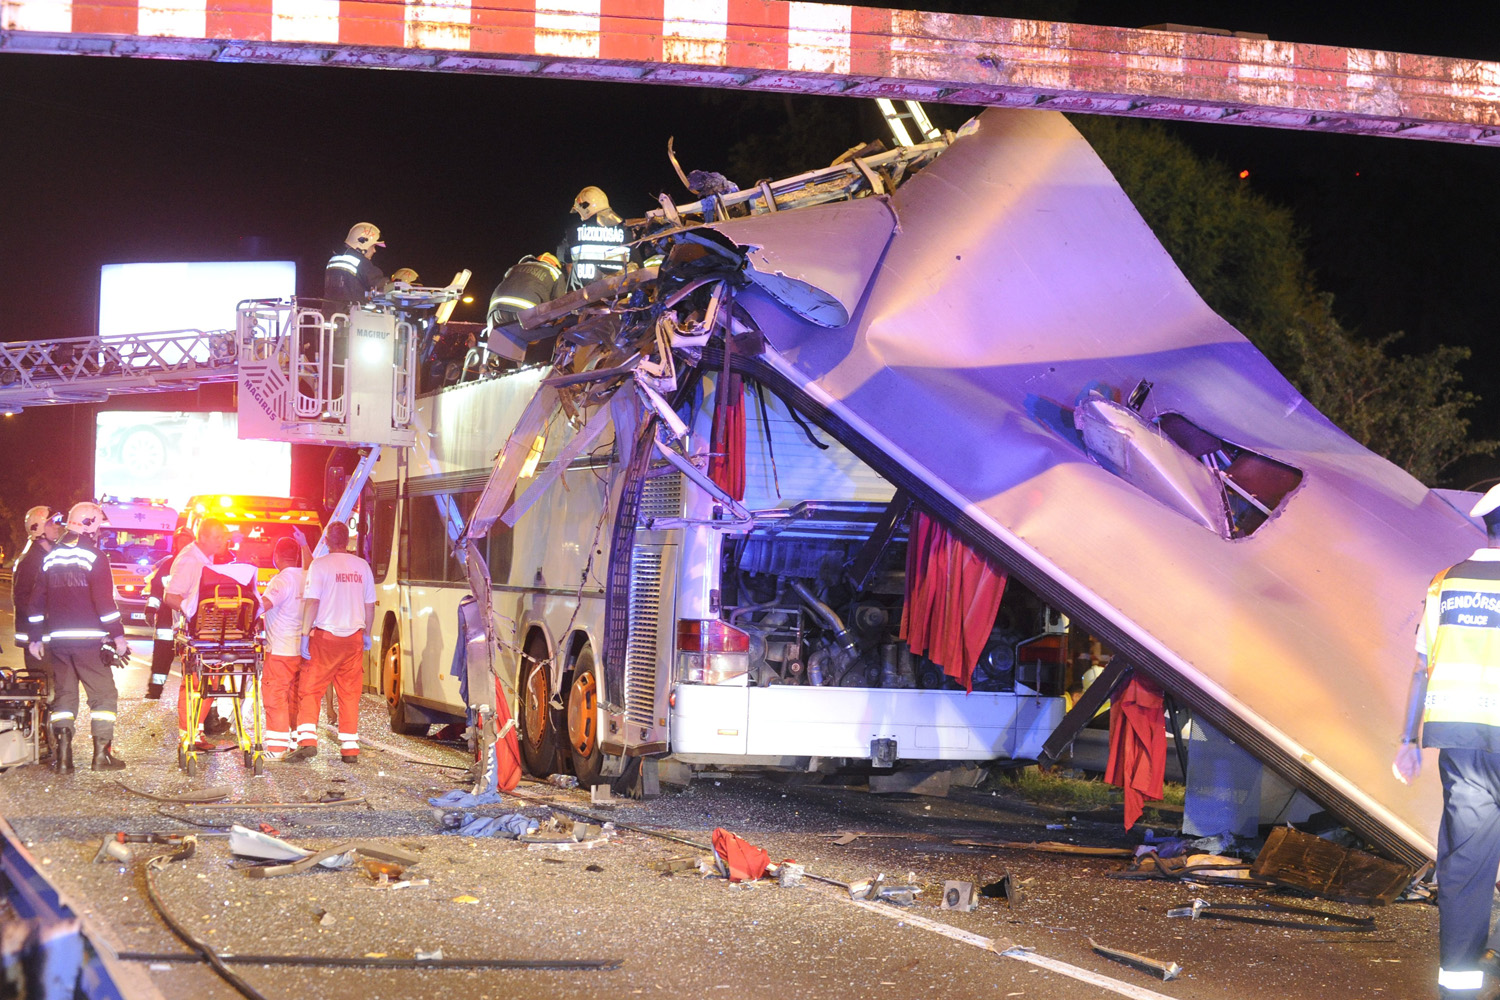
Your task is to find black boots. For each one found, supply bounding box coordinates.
[52,729,74,773]
[92,741,126,771]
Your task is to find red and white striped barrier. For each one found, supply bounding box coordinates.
[4,0,1499,143]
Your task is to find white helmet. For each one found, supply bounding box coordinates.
[66,501,107,535]
[24,505,54,538]
[345,222,385,255]
[572,186,621,225]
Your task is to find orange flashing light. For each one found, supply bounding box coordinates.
[1238,169,1250,179]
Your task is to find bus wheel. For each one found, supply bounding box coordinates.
[567,646,603,788]
[519,634,560,776]
[384,632,427,736]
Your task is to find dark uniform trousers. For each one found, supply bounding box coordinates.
[49,641,119,745]
[1437,748,1500,989]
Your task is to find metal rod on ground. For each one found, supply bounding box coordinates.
[115,951,622,970]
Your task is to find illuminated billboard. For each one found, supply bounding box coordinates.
[98,260,295,338]
[94,411,291,510]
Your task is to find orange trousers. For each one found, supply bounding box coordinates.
[294,629,363,756]
[262,653,306,752]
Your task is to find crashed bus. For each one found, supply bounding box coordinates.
[358,107,1472,863]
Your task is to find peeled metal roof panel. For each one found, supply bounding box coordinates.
[728,107,1472,860]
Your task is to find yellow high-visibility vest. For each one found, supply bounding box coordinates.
[1421,551,1500,734]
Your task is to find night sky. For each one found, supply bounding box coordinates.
[2,0,1499,494]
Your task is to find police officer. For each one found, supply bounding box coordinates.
[559,187,630,291]
[1394,482,1500,999]
[142,529,194,700]
[26,502,130,773]
[324,222,386,304]
[12,506,63,696]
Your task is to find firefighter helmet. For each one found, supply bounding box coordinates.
[65,501,107,535]
[344,222,385,255]
[390,267,419,284]
[23,505,54,538]
[571,187,620,224]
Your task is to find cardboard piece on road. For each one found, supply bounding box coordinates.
[1249,827,1415,905]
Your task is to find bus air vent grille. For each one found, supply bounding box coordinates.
[637,471,684,525]
[625,548,664,727]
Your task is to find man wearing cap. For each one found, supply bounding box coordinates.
[1394,482,1500,999]
[11,506,63,720]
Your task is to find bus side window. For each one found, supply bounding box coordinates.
[444,494,478,584]
[488,523,513,586]
[372,496,397,581]
[408,497,449,584]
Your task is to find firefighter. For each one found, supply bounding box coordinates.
[287,521,374,764]
[559,187,631,291]
[258,534,312,760]
[25,502,130,773]
[142,529,194,700]
[12,506,63,706]
[384,267,419,291]
[1393,482,1500,999]
[324,222,386,304]
[474,252,567,374]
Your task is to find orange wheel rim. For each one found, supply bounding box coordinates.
[568,671,597,756]
[384,643,401,709]
[523,663,549,751]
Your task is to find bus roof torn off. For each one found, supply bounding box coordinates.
[489,107,1473,864]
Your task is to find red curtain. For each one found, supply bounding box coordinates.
[708,372,745,501]
[900,510,1007,691]
[1104,675,1167,829]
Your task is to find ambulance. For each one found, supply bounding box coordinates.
[98,497,177,631]
[180,494,323,585]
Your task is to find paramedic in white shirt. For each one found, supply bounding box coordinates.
[286,521,375,764]
[163,517,231,745]
[258,535,312,760]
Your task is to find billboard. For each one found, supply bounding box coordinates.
[98,260,295,338]
[95,411,290,510]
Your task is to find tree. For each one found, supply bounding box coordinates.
[1073,114,1496,484]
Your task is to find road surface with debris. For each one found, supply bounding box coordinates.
[1,583,1436,1000]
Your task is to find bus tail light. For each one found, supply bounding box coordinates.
[676,619,751,685]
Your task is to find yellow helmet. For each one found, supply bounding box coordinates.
[23,505,54,538]
[572,186,614,222]
[66,501,107,535]
[345,222,385,254]
[390,267,419,284]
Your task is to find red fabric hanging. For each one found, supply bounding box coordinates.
[1104,675,1167,829]
[900,510,1008,691]
[711,827,770,882]
[708,371,745,501]
[493,677,522,792]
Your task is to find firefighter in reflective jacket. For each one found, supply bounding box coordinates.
[484,252,566,365]
[26,502,130,773]
[324,222,386,304]
[1394,482,1500,999]
[12,506,63,704]
[142,529,194,700]
[559,187,630,291]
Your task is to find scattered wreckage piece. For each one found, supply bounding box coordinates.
[118,782,230,804]
[1249,827,1415,906]
[1110,852,1269,888]
[1165,896,1376,932]
[954,839,1133,857]
[1087,939,1182,981]
[942,880,978,911]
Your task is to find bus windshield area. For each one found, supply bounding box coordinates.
[224,521,323,569]
[97,528,172,566]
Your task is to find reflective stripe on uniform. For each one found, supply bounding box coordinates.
[1422,560,1500,730]
[156,628,175,640]
[41,548,97,570]
[93,710,117,722]
[1439,969,1484,990]
[28,615,44,624]
[100,611,121,623]
[492,294,539,311]
[328,254,363,274]
[50,711,75,722]
[147,596,161,608]
[14,632,26,642]
[47,629,108,639]
[150,673,168,685]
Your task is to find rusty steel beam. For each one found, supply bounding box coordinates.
[2,1,1499,144]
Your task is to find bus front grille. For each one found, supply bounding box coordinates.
[624,548,664,728]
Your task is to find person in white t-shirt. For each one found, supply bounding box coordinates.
[163,518,231,746]
[287,521,375,764]
[258,535,312,760]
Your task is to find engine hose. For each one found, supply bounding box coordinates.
[788,580,858,655]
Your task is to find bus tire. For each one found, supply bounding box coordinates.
[518,632,561,776]
[566,645,603,789]
[383,628,427,736]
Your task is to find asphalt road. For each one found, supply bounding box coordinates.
[0,582,1438,1000]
